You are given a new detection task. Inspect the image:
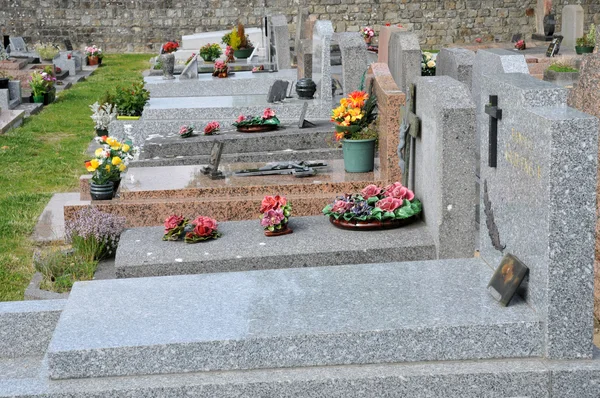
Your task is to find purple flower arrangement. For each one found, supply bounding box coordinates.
[65,206,126,260]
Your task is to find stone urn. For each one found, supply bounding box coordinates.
[543,14,556,37]
[296,78,317,99]
[161,52,175,80]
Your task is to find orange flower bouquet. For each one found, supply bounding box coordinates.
[331,90,378,141]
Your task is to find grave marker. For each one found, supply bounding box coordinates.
[297,101,316,128]
[388,31,421,94]
[201,142,225,180]
[484,95,502,168]
[267,80,289,103]
[64,39,73,52]
[179,54,198,80]
[436,48,475,90]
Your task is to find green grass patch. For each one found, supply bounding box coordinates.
[548,63,579,73]
[34,249,97,293]
[0,54,151,301]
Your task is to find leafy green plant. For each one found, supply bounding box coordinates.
[577,24,596,47]
[34,43,60,61]
[199,43,222,60]
[153,59,163,70]
[548,63,578,73]
[113,80,150,116]
[34,249,97,293]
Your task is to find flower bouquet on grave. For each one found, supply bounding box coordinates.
[85,45,102,65]
[163,215,189,241]
[162,41,179,54]
[179,125,195,138]
[225,45,235,63]
[212,60,229,78]
[227,23,254,59]
[322,182,422,230]
[361,27,375,44]
[200,43,222,63]
[29,71,47,103]
[90,135,137,196]
[260,195,293,237]
[204,121,220,135]
[421,52,436,76]
[89,101,118,136]
[184,216,221,243]
[233,108,280,133]
[515,39,526,51]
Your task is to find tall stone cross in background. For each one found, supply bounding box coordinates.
[399,83,420,189]
[484,95,502,168]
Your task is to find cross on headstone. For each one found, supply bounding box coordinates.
[201,142,225,180]
[484,95,502,168]
[64,39,73,51]
[399,83,421,190]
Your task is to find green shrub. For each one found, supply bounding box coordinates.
[34,250,97,293]
[548,63,578,73]
[34,43,60,61]
[112,80,150,116]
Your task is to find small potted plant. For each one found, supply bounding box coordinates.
[233,108,280,132]
[331,90,378,172]
[421,52,436,76]
[160,41,179,79]
[514,39,526,51]
[212,60,229,78]
[225,45,235,63]
[179,125,194,138]
[575,24,596,54]
[204,121,220,135]
[229,23,254,59]
[41,67,57,105]
[199,43,222,63]
[260,195,292,236]
[361,27,375,44]
[322,182,422,230]
[114,81,150,120]
[85,45,102,65]
[90,135,137,197]
[89,101,117,136]
[34,43,60,61]
[29,71,47,103]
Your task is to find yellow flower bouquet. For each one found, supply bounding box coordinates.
[86,135,137,185]
[331,90,378,141]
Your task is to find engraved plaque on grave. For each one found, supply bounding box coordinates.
[487,254,529,307]
[201,142,225,180]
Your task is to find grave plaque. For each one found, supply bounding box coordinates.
[267,80,289,103]
[201,142,225,180]
[545,36,563,57]
[64,39,73,51]
[298,102,316,128]
[487,254,529,307]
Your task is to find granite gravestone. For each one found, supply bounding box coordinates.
[388,31,421,94]
[334,32,369,94]
[269,14,292,70]
[436,48,475,90]
[9,37,27,52]
[561,4,584,49]
[179,54,198,80]
[201,142,225,180]
[312,20,334,102]
[267,80,289,103]
[377,25,406,65]
[479,71,598,359]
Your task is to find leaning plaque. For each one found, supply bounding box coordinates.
[487,253,529,307]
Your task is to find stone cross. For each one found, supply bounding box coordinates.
[398,83,420,189]
[484,95,502,168]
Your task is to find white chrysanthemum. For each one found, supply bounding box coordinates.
[427,60,436,68]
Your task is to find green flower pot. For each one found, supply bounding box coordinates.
[575,46,595,54]
[33,95,45,104]
[342,138,376,173]
[234,47,254,59]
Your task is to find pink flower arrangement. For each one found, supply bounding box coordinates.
[332,200,353,214]
[262,108,276,120]
[162,214,189,241]
[261,209,285,228]
[225,45,233,57]
[383,182,415,201]
[475,37,483,43]
[259,195,292,232]
[236,115,245,123]
[375,197,404,212]
[204,121,220,135]
[185,216,220,243]
[515,39,526,51]
[179,125,194,138]
[361,184,382,199]
[260,195,287,213]
[361,27,375,39]
[191,216,218,232]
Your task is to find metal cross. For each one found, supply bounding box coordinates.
[484,95,502,168]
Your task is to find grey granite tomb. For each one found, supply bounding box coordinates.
[435,48,476,90]
[53,52,82,77]
[334,32,369,94]
[388,31,421,94]
[269,14,292,70]
[312,20,334,102]
[179,54,199,80]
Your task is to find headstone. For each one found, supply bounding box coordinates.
[334,32,369,94]
[179,54,198,80]
[388,31,421,94]
[269,14,292,70]
[560,4,584,49]
[436,48,476,90]
[64,39,73,52]
[294,7,309,60]
[312,20,334,102]
[413,75,477,259]
[53,52,82,77]
[267,80,289,103]
[378,25,407,65]
[479,71,598,359]
[297,101,316,128]
[9,37,27,52]
[297,39,313,79]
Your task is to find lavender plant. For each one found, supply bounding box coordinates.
[65,207,126,261]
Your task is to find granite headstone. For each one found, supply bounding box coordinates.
[436,48,476,90]
[388,31,421,94]
[179,54,199,80]
[334,32,369,94]
[312,20,334,101]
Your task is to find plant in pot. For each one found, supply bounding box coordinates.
[322,182,422,230]
[97,51,104,66]
[34,42,60,61]
[229,23,254,59]
[29,71,47,104]
[421,52,436,76]
[89,101,117,136]
[41,67,57,105]
[114,81,150,120]
[160,40,179,80]
[0,71,9,90]
[361,27,375,44]
[233,108,281,132]
[331,89,378,173]
[575,24,596,54]
[212,60,229,78]
[85,45,102,65]
[260,195,293,237]
[199,43,222,63]
[89,135,137,198]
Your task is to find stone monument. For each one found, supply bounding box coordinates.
[560,3,584,49]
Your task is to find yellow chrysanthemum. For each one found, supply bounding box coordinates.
[118,163,127,172]
[105,165,111,172]
[90,159,100,169]
[95,148,104,157]
[122,144,130,152]
[112,156,122,166]
[332,105,347,120]
[106,137,117,147]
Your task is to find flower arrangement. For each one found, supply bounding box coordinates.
[162,214,221,243]
[162,41,179,54]
[113,81,150,116]
[331,90,378,141]
[576,24,596,48]
[0,45,8,61]
[361,27,375,42]
[225,45,235,62]
[179,125,194,138]
[29,71,48,97]
[260,195,292,235]
[421,52,436,76]
[252,65,265,72]
[185,53,196,65]
[65,206,126,261]
[229,23,253,50]
[233,108,281,128]
[204,121,220,135]
[322,182,422,226]
[515,39,526,51]
[34,43,60,61]
[89,101,118,132]
[85,45,102,57]
[86,135,137,184]
[212,60,229,77]
[199,43,222,61]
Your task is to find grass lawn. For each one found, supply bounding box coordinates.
[0,54,151,301]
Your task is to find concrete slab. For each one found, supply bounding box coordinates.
[48,259,541,379]
[32,193,89,242]
[0,109,25,134]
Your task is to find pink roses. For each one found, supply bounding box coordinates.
[164,215,186,234]
[375,197,404,212]
[204,121,220,135]
[236,115,245,123]
[261,209,285,228]
[332,200,352,214]
[262,108,276,119]
[259,194,292,231]
[361,184,382,199]
[191,216,218,232]
[163,214,220,242]
[260,195,287,213]
[383,182,415,201]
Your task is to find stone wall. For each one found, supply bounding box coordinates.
[0,0,599,52]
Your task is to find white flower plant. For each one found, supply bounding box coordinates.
[89,102,117,131]
[421,51,436,76]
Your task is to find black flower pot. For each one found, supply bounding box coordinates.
[296,78,317,99]
[0,78,8,90]
[90,182,114,201]
[544,14,556,37]
[96,128,108,137]
[111,178,122,198]
[43,89,56,105]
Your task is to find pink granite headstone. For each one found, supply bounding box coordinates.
[377,25,407,65]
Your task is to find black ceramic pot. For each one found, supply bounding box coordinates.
[90,182,114,201]
[296,78,317,99]
[544,14,556,37]
[0,78,8,90]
